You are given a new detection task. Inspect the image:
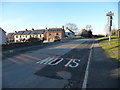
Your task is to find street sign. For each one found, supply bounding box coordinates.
[106,11,114,16]
[106,11,114,43]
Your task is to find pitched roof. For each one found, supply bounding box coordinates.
[47,28,64,32]
[66,28,74,34]
[13,27,64,35]
[0,27,6,33]
[7,33,14,36]
[30,30,45,34]
[15,31,25,35]
[22,30,31,35]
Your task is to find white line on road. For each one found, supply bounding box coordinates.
[64,59,73,67]
[82,40,95,90]
[36,57,51,64]
[48,58,64,65]
[68,59,80,68]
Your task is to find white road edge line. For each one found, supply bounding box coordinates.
[82,40,95,90]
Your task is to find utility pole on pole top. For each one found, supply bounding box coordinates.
[106,11,114,43]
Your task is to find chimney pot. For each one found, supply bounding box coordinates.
[32,28,34,30]
[66,27,68,29]
[62,26,64,30]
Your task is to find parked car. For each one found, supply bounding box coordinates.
[54,36,61,42]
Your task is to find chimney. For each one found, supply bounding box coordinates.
[15,31,17,33]
[62,26,64,30]
[66,27,68,29]
[25,29,28,31]
[46,27,47,29]
[32,28,34,31]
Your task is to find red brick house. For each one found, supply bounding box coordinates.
[45,27,65,42]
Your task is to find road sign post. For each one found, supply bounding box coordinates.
[106,11,114,44]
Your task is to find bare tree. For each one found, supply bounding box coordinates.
[65,23,78,33]
[85,25,93,31]
[111,24,117,35]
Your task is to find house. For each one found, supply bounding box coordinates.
[30,29,45,41]
[12,26,65,43]
[21,30,32,42]
[0,27,7,45]
[45,26,65,42]
[6,33,15,43]
[65,27,75,38]
[14,31,25,42]
[14,29,46,42]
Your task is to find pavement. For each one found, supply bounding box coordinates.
[87,40,119,89]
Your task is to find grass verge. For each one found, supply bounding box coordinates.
[98,36,120,62]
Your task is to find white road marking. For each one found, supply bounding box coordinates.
[36,57,81,68]
[68,59,80,68]
[48,58,64,65]
[64,59,73,67]
[82,40,94,89]
[43,57,55,64]
[36,57,51,64]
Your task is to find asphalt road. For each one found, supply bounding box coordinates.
[2,39,94,89]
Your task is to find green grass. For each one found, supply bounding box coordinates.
[98,36,120,62]
[97,36,118,41]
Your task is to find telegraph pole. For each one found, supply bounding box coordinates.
[106,11,114,43]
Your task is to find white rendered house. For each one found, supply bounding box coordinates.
[65,27,75,38]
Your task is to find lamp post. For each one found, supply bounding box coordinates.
[106,11,114,43]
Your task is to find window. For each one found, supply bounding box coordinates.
[40,35,41,37]
[36,35,38,37]
[48,38,52,41]
[20,35,21,38]
[49,33,51,36]
[68,33,70,35]
[16,36,18,38]
[56,33,59,35]
[26,35,27,38]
